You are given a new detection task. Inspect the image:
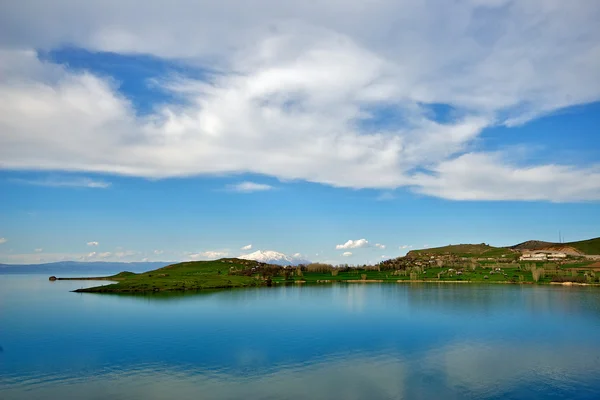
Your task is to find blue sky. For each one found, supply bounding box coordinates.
[0,0,599,264]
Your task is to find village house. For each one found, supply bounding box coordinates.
[520,252,548,261]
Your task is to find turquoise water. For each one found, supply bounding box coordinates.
[1,275,600,399]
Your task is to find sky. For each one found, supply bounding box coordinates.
[0,0,599,265]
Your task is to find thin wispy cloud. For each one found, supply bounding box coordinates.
[374,243,385,249]
[87,241,99,246]
[0,238,7,244]
[10,177,111,189]
[187,251,228,260]
[342,252,353,257]
[241,244,252,250]
[227,182,274,193]
[376,192,395,201]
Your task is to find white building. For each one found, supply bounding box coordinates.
[520,252,548,261]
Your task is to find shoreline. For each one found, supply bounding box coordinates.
[59,276,600,293]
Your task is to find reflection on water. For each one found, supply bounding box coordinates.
[1,276,599,399]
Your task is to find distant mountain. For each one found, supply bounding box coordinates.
[511,237,600,255]
[238,250,311,266]
[0,261,171,275]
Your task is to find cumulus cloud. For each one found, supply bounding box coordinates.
[227,182,274,193]
[241,244,253,250]
[10,176,111,189]
[342,252,353,257]
[412,152,600,202]
[336,239,369,250]
[86,241,99,246]
[374,243,385,249]
[0,1,599,201]
[0,238,7,244]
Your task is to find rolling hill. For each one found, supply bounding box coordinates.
[511,237,600,255]
[407,243,515,258]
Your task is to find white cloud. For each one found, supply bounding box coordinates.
[342,252,353,257]
[10,176,111,189]
[293,252,302,258]
[0,2,599,201]
[86,241,99,246]
[227,182,274,193]
[0,238,7,244]
[381,255,387,259]
[241,244,252,250]
[0,250,164,264]
[115,250,137,258]
[399,245,413,249]
[34,248,43,252]
[336,239,369,250]
[374,243,385,249]
[153,249,164,255]
[411,152,600,202]
[187,251,228,260]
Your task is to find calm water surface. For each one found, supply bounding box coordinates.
[1,275,600,399]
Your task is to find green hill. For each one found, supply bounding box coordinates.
[73,258,275,293]
[563,237,600,255]
[407,243,515,258]
[511,237,600,255]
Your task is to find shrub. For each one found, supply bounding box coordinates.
[551,276,587,283]
[531,267,545,282]
[306,263,334,273]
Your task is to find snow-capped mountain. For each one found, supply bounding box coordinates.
[238,250,310,266]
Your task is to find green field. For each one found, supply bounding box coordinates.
[66,257,600,293]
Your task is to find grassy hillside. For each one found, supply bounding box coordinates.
[407,244,515,258]
[565,237,600,255]
[512,237,600,255]
[511,241,554,251]
[73,258,270,293]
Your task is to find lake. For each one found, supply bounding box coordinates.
[1,275,600,399]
